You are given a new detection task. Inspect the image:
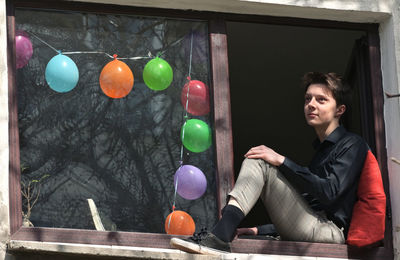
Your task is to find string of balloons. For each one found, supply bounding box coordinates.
[16,30,173,96]
[16,28,212,235]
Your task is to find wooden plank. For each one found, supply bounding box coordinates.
[10,227,392,259]
[209,19,235,216]
[87,199,105,231]
[7,0,23,236]
[11,227,173,249]
[232,239,392,259]
[367,31,393,256]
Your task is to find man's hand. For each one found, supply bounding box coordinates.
[233,227,258,239]
[244,145,285,166]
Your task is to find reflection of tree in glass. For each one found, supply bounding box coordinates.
[16,9,217,232]
[21,165,49,227]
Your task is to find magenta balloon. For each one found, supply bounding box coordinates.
[15,30,33,69]
[174,165,207,200]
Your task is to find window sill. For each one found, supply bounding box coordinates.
[8,227,392,259]
[232,237,392,259]
[8,239,391,260]
[8,240,218,260]
[9,240,352,260]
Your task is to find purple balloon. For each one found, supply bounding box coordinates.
[15,30,33,69]
[174,165,207,200]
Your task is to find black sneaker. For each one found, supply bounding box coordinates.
[170,228,231,255]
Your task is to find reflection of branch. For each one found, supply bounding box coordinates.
[385,92,400,98]
[391,157,400,165]
[21,174,49,221]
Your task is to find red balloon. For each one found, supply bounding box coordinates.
[165,210,195,235]
[181,80,210,116]
[99,56,134,98]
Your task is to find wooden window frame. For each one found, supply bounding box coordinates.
[7,1,393,259]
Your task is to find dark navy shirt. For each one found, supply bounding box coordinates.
[277,126,368,236]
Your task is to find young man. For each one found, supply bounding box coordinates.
[170,72,369,255]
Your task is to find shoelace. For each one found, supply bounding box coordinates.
[191,228,209,242]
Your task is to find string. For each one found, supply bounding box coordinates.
[157,35,186,57]
[178,31,193,169]
[188,31,194,79]
[171,31,194,217]
[167,172,179,230]
[63,51,114,59]
[26,31,58,53]
[27,31,154,60]
[63,51,153,60]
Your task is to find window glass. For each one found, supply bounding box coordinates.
[15,8,217,233]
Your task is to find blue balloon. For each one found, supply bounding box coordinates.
[45,54,79,93]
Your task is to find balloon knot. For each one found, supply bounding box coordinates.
[187,76,191,81]
[113,54,118,59]
[172,205,176,211]
[57,50,62,54]
[184,115,189,120]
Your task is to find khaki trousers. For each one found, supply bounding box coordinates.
[229,158,345,243]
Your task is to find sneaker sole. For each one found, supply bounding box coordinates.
[170,237,228,255]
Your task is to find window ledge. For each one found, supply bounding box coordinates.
[8,240,216,259]
[7,240,352,260]
[8,227,392,259]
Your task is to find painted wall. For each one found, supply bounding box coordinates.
[0,0,399,259]
[380,1,400,258]
[0,0,10,259]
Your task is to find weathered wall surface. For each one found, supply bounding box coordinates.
[69,0,392,22]
[380,1,400,258]
[0,0,10,260]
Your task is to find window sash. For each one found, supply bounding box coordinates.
[7,1,393,258]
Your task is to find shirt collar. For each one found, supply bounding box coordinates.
[312,126,347,149]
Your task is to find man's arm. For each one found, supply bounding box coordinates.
[278,137,368,205]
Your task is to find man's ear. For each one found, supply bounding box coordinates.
[336,104,346,117]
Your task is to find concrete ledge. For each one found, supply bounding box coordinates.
[7,240,351,260]
[8,240,219,260]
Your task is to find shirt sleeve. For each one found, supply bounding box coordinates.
[277,136,368,206]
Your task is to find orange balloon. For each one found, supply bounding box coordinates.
[99,56,134,98]
[165,210,195,235]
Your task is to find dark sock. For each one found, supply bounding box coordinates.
[211,204,245,242]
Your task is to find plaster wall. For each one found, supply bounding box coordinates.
[0,0,400,259]
[69,0,392,23]
[380,1,400,259]
[0,0,10,259]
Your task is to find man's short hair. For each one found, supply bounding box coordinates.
[302,72,351,108]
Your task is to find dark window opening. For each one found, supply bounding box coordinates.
[227,22,365,228]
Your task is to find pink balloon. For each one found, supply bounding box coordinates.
[181,80,210,116]
[174,165,207,200]
[15,30,33,69]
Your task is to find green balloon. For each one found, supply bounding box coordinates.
[143,57,173,91]
[181,119,212,153]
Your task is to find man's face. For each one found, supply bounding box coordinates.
[304,84,343,129]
